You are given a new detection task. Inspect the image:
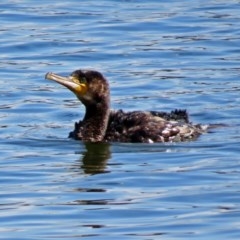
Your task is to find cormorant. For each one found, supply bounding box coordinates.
[45,69,207,143]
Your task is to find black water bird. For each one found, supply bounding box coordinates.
[45,69,208,143]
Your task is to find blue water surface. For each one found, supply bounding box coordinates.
[1,0,240,239]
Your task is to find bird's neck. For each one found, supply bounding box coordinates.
[81,101,110,142]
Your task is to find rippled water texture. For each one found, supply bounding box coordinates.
[1,0,240,239]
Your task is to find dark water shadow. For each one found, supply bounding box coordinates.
[78,142,111,175]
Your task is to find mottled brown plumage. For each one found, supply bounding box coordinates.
[46,69,208,143]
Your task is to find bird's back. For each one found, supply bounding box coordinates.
[105,109,206,143]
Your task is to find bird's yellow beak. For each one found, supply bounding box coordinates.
[45,72,87,96]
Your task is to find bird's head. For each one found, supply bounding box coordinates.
[45,70,110,107]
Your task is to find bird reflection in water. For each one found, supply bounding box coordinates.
[80,142,111,174]
[72,142,111,209]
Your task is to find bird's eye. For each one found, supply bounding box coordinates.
[80,77,87,84]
